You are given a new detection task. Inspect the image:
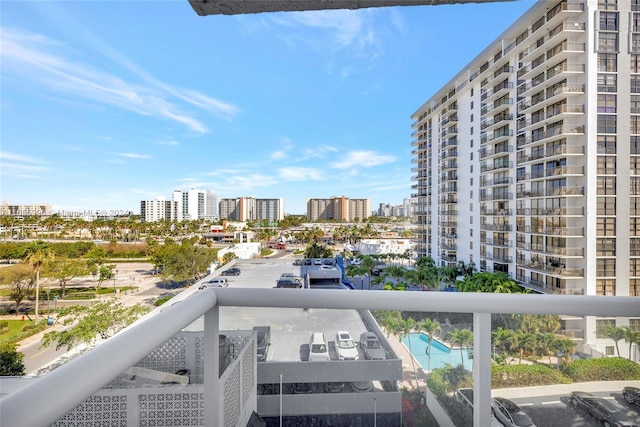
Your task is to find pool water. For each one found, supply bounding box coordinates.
[401,332,473,372]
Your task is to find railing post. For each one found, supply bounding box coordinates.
[204,305,219,426]
[473,312,491,427]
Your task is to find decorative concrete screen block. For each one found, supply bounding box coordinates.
[242,340,255,407]
[53,395,127,427]
[139,392,204,427]
[223,360,242,426]
[137,335,188,373]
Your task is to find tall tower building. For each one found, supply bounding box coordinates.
[140,196,175,223]
[172,189,217,221]
[411,0,639,356]
[307,196,370,221]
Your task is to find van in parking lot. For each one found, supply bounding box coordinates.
[308,332,330,361]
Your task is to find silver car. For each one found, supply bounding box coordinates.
[359,332,386,360]
[492,397,536,427]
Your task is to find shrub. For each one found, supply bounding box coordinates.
[426,366,473,427]
[492,364,572,388]
[565,357,640,382]
[154,296,172,306]
[0,320,8,328]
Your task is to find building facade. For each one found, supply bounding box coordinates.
[172,189,217,221]
[411,0,639,356]
[219,197,283,222]
[140,197,175,223]
[0,202,51,217]
[307,196,370,222]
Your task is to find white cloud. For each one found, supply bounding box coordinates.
[279,167,324,181]
[154,140,180,146]
[1,28,240,133]
[330,150,396,169]
[0,152,51,173]
[115,152,151,159]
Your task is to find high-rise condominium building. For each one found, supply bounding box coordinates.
[219,197,284,222]
[0,202,51,217]
[140,197,175,223]
[411,0,639,357]
[172,189,217,221]
[307,196,370,221]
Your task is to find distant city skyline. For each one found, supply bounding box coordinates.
[0,0,537,214]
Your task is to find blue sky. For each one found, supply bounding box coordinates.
[1,0,537,215]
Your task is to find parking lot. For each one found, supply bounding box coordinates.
[190,258,369,362]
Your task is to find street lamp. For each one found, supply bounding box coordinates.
[373,397,377,427]
[113,268,118,294]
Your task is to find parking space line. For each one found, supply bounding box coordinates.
[541,400,561,405]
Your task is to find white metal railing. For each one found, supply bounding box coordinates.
[1,289,638,427]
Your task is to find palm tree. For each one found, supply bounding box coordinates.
[24,241,54,320]
[506,329,526,364]
[598,325,627,357]
[536,332,558,366]
[492,327,512,356]
[555,338,576,371]
[623,327,640,361]
[401,317,418,387]
[447,328,474,366]
[421,318,441,372]
[360,255,376,290]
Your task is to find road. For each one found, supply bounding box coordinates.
[16,262,182,374]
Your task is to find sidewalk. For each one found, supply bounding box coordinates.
[383,327,456,427]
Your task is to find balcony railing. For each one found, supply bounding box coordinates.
[1,289,637,427]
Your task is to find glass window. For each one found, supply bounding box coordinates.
[597,258,616,277]
[597,197,616,215]
[597,156,616,174]
[633,76,640,94]
[633,116,640,135]
[597,176,616,195]
[597,238,616,256]
[633,136,640,154]
[596,319,616,338]
[633,34,640,54]
[597,94,617,113]
[598,135,617,154]
[597,217,616,236]
[633,54,640,74]
[632,217,640,236]
[599,11,618,31]
[598,53,617,72]
[596,279,616,296]
[632,96,640,114]
[598,32,618,52]
[630,318,640,331]
[597,73,617,92]
[597,115,617,133]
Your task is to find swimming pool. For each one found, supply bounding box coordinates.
[401,332,473,372]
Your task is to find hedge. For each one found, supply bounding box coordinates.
[565,357,640,382]
[492,364,572,388]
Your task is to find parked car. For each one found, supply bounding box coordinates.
[569,391,636,427]
[279,272,299,281]
[221,267,240,276]
[335,331,359,361]
[276,278,302,288]
[455,388,503,427]
[351,258,361,266]
[359,332,386,360]
[292,259,302,266]
[623,386,640,406]
[308,333,330,361]
[199,278,228,289]
[253,326,270,362]
[492,397,536,427]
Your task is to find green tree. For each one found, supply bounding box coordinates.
[447,328,474,366]
[303,241,332,258]
[222,252,237,265]
[554,338,576,371]
[44,257,88,298]
[0,264,35,314]
[0,343,25,376]
[97,264,116,290]
[41,300,150,350]
[401,317,418,387]
[457,271,525,293]
[24,240,54,319]
[623,327,640,361]
[421,318,441,372]
[598,325,627,357]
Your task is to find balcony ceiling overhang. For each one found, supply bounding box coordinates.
[188,0,517,16]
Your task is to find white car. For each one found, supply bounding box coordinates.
[335,331,359,361]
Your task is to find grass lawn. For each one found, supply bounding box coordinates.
[0,318,48,345]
